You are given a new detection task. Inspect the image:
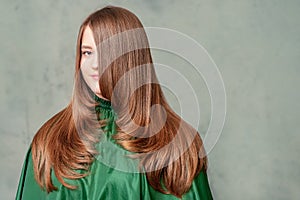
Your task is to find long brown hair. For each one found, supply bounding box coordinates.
[31,5,208,198]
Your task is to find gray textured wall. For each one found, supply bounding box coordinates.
[1,0,300,199]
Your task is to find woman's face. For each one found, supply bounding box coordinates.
[80,25,102,97]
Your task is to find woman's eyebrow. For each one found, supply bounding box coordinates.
[81,45,93,49]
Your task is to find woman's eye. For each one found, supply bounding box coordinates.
[81,51,92,56]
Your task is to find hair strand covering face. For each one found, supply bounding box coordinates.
[31,5,208,199]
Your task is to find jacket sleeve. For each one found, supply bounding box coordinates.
[182,169,214,200]
[15,147,48,200]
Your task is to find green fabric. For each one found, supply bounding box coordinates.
[16,95,214,200]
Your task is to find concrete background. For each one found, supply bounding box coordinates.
[1,0,300,199]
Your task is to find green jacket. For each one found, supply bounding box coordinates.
[16,95,213,200]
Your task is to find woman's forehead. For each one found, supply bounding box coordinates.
[81,26,96,49]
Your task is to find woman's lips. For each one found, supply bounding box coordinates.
[91,75,99,80]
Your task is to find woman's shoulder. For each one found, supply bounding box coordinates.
[32,107,69,143]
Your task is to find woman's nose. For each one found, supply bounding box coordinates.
[91,64,98,70]
[91,55,98,70]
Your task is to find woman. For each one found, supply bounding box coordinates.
[16,5,213,200]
